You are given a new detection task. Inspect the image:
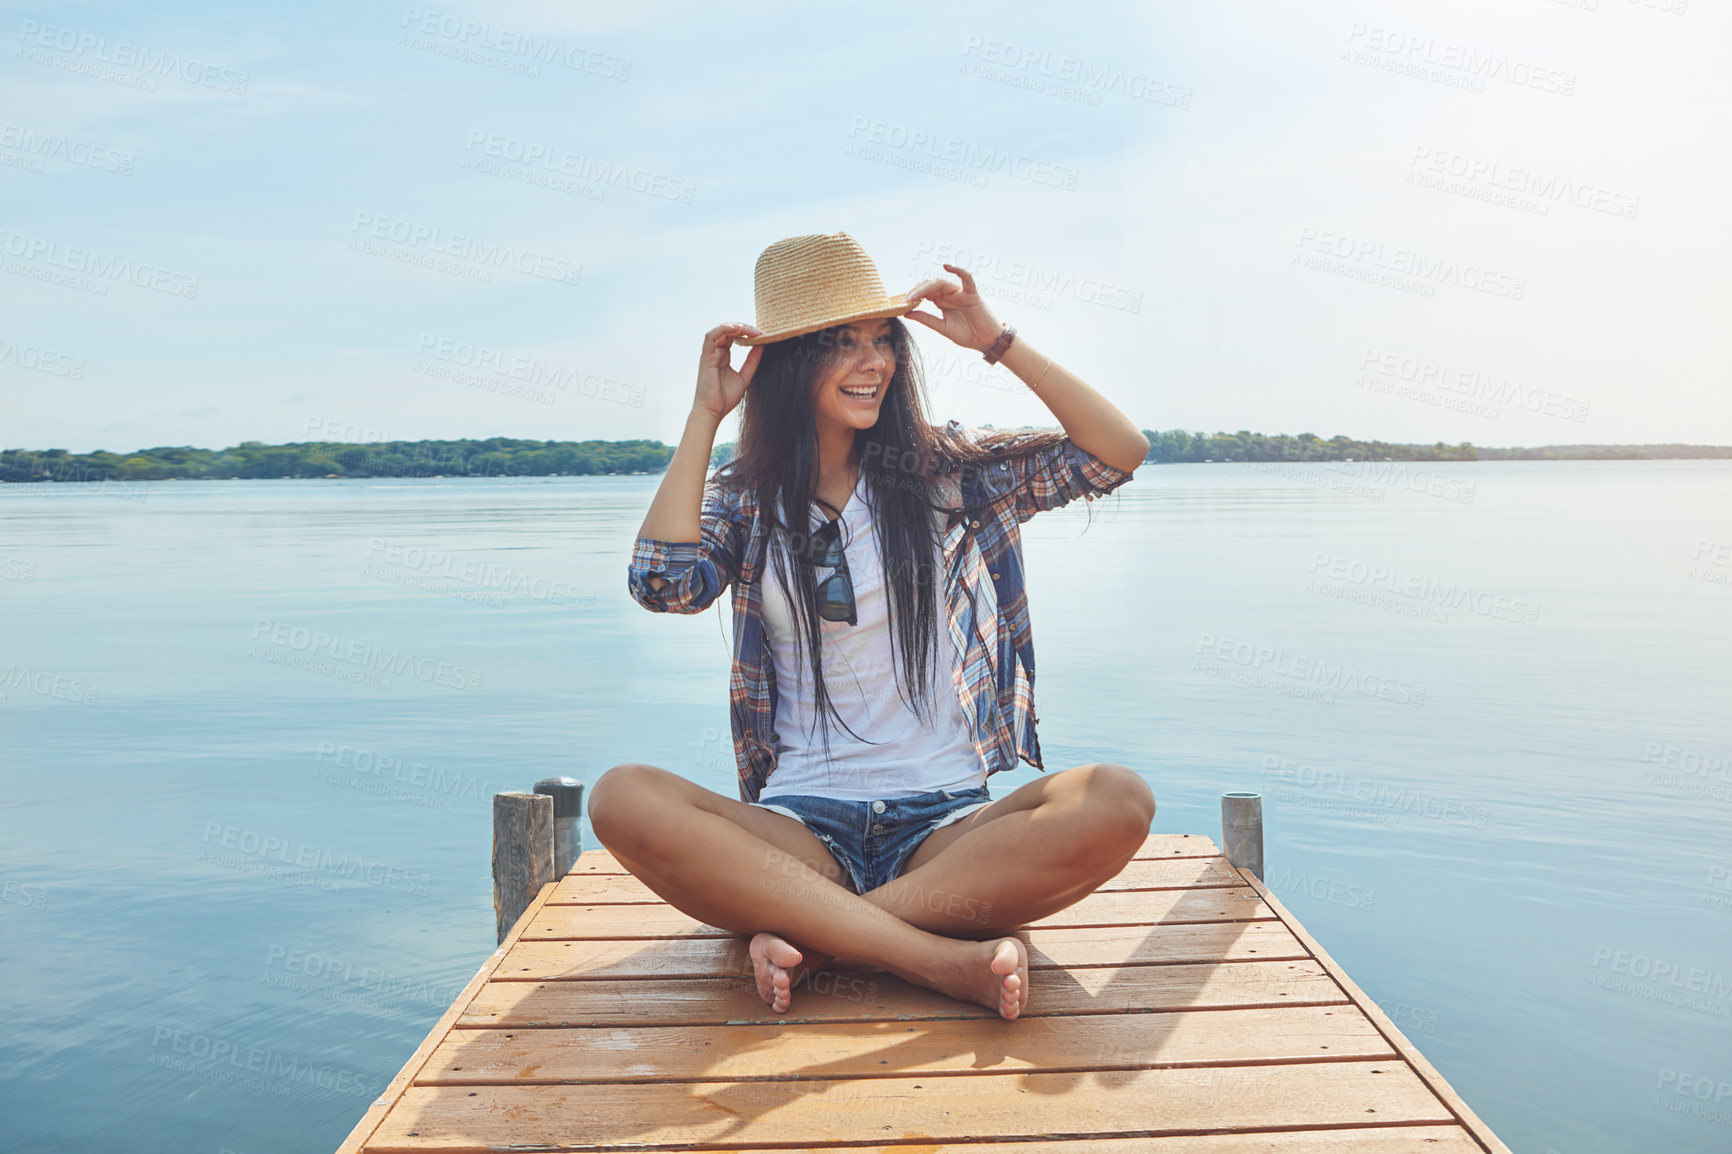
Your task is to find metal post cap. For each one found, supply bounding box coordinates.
[534,777,584,818]
[1220,790,1265,882]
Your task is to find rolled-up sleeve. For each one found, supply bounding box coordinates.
[626,480,744,614]
[1008,437,1136,522]
[950,419,1135,524]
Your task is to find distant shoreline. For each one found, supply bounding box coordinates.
[2,433,1729,483]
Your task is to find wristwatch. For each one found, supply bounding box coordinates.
[981,323,1017,365]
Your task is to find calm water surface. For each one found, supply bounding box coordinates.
[1,461,1728,1153]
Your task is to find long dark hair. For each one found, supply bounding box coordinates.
[712,318,1070,760]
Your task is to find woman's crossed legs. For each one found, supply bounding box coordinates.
[585,762,1156,1020]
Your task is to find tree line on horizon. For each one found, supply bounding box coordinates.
[2,430,1727,484]
[0,437,671,483]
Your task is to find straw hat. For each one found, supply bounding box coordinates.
[734,231,916,345]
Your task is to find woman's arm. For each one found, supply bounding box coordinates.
[637,407,725,592]
[995,332,1149,473]
[903,263,1149,473]
[633,321,761,600]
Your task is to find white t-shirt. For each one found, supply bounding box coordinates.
[758,469,988,801]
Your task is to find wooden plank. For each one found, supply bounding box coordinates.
[1239,867,1512,1154]
[667,1131,1484,1154]
[523,886,1273,940]
[493,921,1311,981]
[456,959,1346,1027]
[1024,887,1269,928]
[549,855,1245,904]
[365,1061,1453,1150]
[417,1004,1396,1084]
[1023,921,1309,970]
[565,833,1223,875]
[333,879,558,1154]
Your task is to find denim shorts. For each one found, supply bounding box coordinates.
[751,785,994,895]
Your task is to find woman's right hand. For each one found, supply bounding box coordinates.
[694,322,764,422]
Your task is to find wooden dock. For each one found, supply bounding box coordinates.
[335,833,1510,1152]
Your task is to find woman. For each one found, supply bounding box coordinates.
[589,231,1155,1021]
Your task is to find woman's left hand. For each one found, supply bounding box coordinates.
[902,263,1003,352]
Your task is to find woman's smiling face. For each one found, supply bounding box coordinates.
[809,319,896,433]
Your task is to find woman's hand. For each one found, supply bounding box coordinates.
[694,322,763,423]
[902,263,1003,351]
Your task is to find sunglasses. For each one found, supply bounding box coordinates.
[800,517,857,626]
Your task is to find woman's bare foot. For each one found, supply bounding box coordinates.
[748,932,800,1013]
[747,931,834,1013]
[928,936,1029,1020]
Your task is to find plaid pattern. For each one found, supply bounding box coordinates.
[627,419,1137,803]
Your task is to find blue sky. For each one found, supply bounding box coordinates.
[1,0,1725,453]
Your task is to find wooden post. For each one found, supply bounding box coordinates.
[492,791,553,944]
[1221,790,1264,881]
[534,776,584,878]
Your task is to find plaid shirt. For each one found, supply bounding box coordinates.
[626,419,1137,803]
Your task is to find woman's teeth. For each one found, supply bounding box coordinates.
[841,385,878,399]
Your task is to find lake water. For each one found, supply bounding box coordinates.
[1,461,1728,1153]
